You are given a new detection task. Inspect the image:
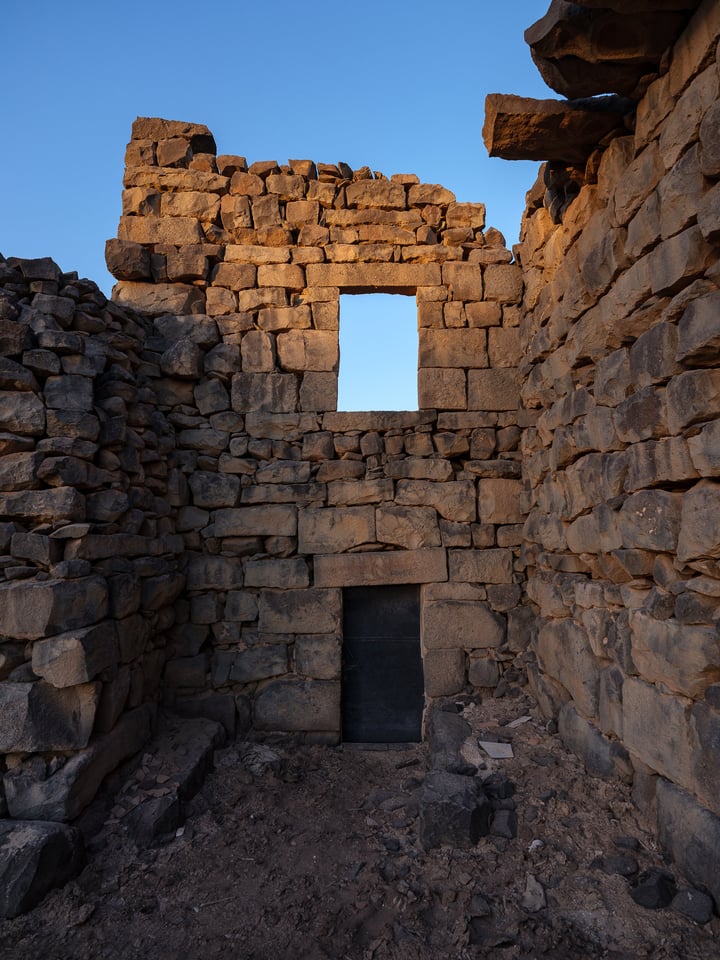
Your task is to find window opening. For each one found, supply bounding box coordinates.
[338,293,418,411]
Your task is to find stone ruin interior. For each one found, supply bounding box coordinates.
[2,0,720,935]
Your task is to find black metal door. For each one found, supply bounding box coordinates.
[341,585,424,742]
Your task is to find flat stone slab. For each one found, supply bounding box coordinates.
[483,93,631,164]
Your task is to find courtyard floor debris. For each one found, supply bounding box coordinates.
[2,692,719,959]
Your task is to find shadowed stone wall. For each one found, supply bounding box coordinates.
[516,0,720,906]
[0,256,183,821]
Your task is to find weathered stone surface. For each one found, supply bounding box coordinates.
[295,635,341,680]
[105,237,152,280]
[657,779,720,912]
[231,372,298,414]
[253,680,340,732]
[0,576,107,640]
[376,505,441,549]
[423,600,505,650]
[215,505,297,538]
[298,506,375,554]
[0,392,45,435]
[0,681,99,753]
[419,771,490,850]
[526,2,690,98]
[185,555,243,590]
[559,703,631,782]
[622,677,693,788]
[468,369,520,411]
[243,558,309,588]
[113,281,205,316]
[419,330,488,368]
[677,481,720,562]
[230,646,288,683]
[424,649,466,697]
[618,490,682,552]
[535,619,599,718]
[314,549,447,587]
[396,480,476,521]
[258,588,341,634]
[188,471,240,509]
[418,369,467,409]
[448,549,513,584]
[31,622,119,689]
[4,705,154,821]
[306,262,440,290]
[483,94,630,164]
[0,821,85,919]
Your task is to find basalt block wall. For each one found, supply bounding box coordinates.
[107,117,530,743]
[0,0,719,907]
[0,256,183,821]
[516,0,720,905]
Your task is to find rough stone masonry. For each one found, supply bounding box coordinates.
[0,0,719,923]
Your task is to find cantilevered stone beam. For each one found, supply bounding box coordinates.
[526,0,694,98]
[482,93,632,164]
[570,0,699,11]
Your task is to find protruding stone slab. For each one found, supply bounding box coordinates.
[0,821,85,919]
[0,576,107,640]
[314,548,447,587]
[4,705,154,821]
[0,681,100,753]
[483,93,631,164]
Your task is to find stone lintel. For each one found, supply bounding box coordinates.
[306,262,441,291]
[322,410,436,432]
[313,548,447,587]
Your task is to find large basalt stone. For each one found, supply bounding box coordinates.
[4,704,155,822]
[535,619,599,718]
[559,703,632,782]
[657,779,720,912]
[253,679,340,733]
[258,588,341,634]
[423,600,505,651]
[0,576,107,640]
[677,481,720,562]
[526,1,691,98]
[314,548,447,587]
[0,681,99,753]
[31,621,119,688]
[0,820,85,918]
[483,93,631,164]
[419,771,491,850]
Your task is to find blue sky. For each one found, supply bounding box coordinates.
[2,1,552,408]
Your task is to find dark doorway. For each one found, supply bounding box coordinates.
[341,585,424,742]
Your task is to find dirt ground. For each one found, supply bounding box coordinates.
[2,692,719,960]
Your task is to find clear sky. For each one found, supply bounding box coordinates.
[2,1,552,408]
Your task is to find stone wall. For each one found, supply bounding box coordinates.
[0,255,184,821]
[105,117,529,743]
[516,0,720,904]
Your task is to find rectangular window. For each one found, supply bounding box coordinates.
[338,293,418,411]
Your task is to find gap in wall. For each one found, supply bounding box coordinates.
[341,585,424,743]
[337,293,418,411]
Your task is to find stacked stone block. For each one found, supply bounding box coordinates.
[106,118,529,741]
[0,255,183,821]
[516,0,720,904]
